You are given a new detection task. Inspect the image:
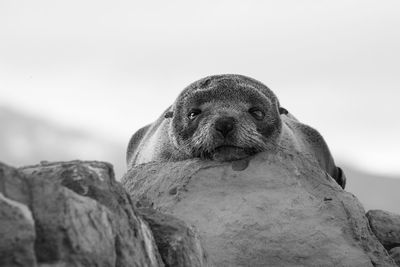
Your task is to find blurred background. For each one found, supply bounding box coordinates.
[1,0,399,213]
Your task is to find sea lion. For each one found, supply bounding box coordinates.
[126,74,346,189]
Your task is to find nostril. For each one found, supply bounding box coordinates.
[215,117,235,137]
[216,123,233,134]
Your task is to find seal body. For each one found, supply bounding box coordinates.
[127,74,346,188]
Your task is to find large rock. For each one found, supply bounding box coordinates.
[366,209,400,250]
[0,161,163,267]
[122,150,396,266]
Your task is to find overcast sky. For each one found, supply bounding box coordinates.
[1,0,399,175]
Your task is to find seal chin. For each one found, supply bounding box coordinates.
[211,145,251,162]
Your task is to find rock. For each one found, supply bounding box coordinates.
[389,247,400,266]
[0,162,31,205]
[366,209,400,250]
[0,163,36,267]
[137,208,210,267]
[20,160,163,267]
[0,193,36,267]
[0,161,164,267]
[122,150,396,266]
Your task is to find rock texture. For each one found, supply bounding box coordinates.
[0,193,36,267]
[389,247,400,266]
[122,150,396,267]
[0,161,163,267]
[2,156,398,266]
[366,210,400,250]
[0,165,37,267]
[137,208,210,267]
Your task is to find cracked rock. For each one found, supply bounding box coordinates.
[1,161,163,267]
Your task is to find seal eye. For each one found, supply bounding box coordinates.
[188,109,201,120]
[249,108,265,120]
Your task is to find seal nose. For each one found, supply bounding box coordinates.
[215,117,235,137]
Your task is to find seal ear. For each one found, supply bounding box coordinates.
[279,107,289,115]
[164,111,174,119]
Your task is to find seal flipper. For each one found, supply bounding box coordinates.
[336,167,346,189]
[279,107,289,115]
[333,167,346,189]
[126,124,151,167]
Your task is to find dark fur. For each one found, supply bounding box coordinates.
[127,74,346,188]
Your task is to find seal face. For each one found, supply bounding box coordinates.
[169,75,282,161]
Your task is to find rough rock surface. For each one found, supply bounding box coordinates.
[137,208,210,267]
[389,247,400,266]
[0,165,37,267]
[122,150,396,267]
[0,161,163,267]
[366,209,400,251]
[0,193,36,267]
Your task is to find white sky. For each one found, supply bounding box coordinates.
[0,0,399,175]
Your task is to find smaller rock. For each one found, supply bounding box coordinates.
[367,209,400,250]
[137,208,210,267]
[0,162,30,206]
[0,193,36,267]
[20,160,164,267]
[389,247,400,266]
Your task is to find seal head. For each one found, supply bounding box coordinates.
[168,74,282,161]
